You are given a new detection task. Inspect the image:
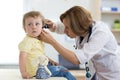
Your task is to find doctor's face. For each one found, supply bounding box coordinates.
[63,19,76,38]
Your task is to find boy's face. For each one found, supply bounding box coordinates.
[24,17,43,38]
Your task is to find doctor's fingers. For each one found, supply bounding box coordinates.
[40,30,51,40]
[39,31,45,41]
[44,19,53,24]
[42,30,53,37]
[41,30,56,44]
[41,30,49,37]
[42,29,48,33]
[44,19,54,28]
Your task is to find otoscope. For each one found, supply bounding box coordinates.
[42,24,49,29]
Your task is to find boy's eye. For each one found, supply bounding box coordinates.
[36,23,40,26]
[28,23,32,26]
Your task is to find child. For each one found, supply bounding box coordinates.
[18,11,52,79]
[18,11,76,80]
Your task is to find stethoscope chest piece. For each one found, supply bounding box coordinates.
[85,62,91,78]
[86,72,91,78]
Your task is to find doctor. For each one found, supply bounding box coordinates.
[40,6,120,80]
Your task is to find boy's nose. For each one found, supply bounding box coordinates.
[32,25,37,28]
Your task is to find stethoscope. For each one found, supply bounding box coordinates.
[74,23,94,78]
[85,26,92,78]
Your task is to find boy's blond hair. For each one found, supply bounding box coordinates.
[23,11,45,31]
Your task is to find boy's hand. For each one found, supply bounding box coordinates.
[22,72,32,79]
[50,60,59,66]
[48,57,59,66]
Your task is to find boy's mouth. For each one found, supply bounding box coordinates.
[32,31,37,33]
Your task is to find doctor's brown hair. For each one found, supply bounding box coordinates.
[23,11,45,31]
[60,6,93,36]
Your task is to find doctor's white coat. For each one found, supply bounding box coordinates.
[55,21,120,80]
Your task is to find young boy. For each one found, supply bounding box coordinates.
[18,11,76,80]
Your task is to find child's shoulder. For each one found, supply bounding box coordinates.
[18,36,35,50]
[19,36,34,46]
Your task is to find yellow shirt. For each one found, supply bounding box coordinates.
[18,35,45,76]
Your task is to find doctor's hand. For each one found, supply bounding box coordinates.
[40,30,55,44]
[44,19,56,32]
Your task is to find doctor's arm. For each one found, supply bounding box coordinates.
[40,30,80,65]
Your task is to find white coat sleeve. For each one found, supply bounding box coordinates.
[54,22,65,34]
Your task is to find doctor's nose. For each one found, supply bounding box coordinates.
[64,28,68,34]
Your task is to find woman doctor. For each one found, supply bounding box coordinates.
[40,6,120,80]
